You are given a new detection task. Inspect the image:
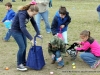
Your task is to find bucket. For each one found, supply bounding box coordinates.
[4,20,12,29]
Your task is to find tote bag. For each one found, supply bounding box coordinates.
[26,35,45,70]
[4,20,12,29]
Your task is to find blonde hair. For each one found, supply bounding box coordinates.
[18,4,39,12]
[80,30,90,37]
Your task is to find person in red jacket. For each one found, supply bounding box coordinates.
[75,30,100,69]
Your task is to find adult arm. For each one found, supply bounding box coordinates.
[30,17,40,35]
[18,12,33,41]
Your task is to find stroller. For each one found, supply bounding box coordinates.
[66,43,79,60]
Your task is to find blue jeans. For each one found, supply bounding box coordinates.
[35,10,51,32]
[4,29,12,41]
[53,50,64,66]
[80,52,100,67]
[98,12,100,22]
[12,32,27,65]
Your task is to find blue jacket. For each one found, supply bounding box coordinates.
[97,5,100,12]
[2,9,15,22]
[11,10,40,41]
[51,11,71,35]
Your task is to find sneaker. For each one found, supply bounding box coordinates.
[91,60,100,69]
[17,64,27,71]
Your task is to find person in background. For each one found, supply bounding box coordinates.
[22,0,26,1]
[51,6,71,45]
[0,0,3,2]
[34,0,51,33]
[75,30,100,69]
[12,0,16,2]
[49,0,52,8]
[11,2,42,71]
[1,2,15,41]
[97,5,100,22]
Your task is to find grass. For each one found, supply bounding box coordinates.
[0,0,100,75]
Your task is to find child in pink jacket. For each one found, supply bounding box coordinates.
[75,30,100,69]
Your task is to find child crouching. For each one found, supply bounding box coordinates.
[48,36,66,69]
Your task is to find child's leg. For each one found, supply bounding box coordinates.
[55,50,64,66]
[4,29,11,41]
[62,31,68,44]
[80,52,100,68]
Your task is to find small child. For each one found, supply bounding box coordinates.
[48,36,66,69]
[51,6,71,45]
[1,2,15,41]
[75,30,100,69]
[97,5,100,22]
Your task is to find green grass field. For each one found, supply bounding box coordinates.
[0,0,100,75]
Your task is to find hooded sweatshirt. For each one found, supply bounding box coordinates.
[48,36,66,55]
[11,10,40,41]
[2,9,15,22]
[51,11,71,35]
